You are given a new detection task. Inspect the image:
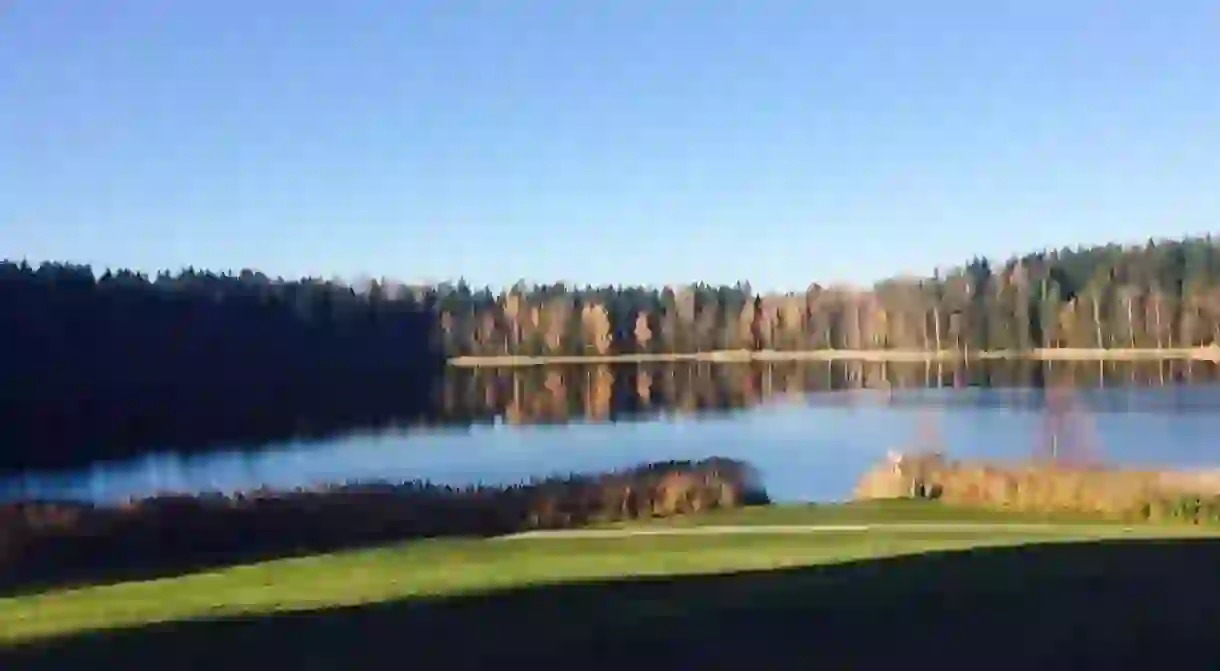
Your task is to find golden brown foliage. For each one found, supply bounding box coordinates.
[580,303,612,355]
[855,451,1220,518]
[633,311,652,352]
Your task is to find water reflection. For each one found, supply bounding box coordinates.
[4,359,1220,504]
[442,358,1220,426]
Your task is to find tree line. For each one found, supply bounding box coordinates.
[435,235,1220,356]
[0,262,444,471]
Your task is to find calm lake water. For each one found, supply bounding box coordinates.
[4,359,1220,504]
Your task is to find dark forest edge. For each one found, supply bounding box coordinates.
[0,458,766,596]
[0,263,447,471]
[5,233,1220,469]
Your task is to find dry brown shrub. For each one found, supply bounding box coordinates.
[653,471,700,516]
[854,451,1220,518]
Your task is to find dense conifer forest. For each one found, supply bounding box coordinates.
[0,263,443,470]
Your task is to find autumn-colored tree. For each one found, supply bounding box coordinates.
[737,297,757,350]
[542,296,572,355]
[501,290,523,354]
[633,310,653,354]
[580,302,612,355]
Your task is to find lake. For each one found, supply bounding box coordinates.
[4,358,1220,505]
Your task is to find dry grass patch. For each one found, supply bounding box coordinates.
[856,451,1220,520]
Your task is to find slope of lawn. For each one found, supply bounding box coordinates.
[4,500,1216,655]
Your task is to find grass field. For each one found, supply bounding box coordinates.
[5,500,1220,669]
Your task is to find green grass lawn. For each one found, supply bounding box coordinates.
[5,500,1220,669]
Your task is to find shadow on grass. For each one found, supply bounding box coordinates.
[6,537,1220,670]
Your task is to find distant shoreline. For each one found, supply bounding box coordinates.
[449,346,1220,368]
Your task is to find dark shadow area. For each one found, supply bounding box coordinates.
[0,262,446,472]
[6,537,1220,669]
[0,458,768,597]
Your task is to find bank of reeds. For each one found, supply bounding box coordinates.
[0,458,767,594]
[856,451,1220,521]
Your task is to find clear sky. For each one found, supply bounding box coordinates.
[3,1,1219,291]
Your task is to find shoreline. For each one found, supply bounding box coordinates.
[449,346,1220,367]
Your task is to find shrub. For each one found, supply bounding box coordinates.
[856,452,1220,519]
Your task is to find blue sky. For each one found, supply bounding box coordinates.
[3,1,1218,291]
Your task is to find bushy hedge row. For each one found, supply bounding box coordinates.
[0,458,769,594]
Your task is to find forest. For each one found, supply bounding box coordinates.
[3,234,1218,470]
[0,263,444,470]
[433,235,1220,357]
